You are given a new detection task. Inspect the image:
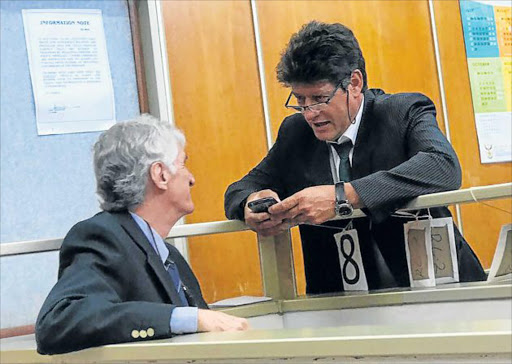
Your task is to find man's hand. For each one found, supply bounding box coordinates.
[244,190,288,236]
[269,185,336,225]
[197,309,250,332]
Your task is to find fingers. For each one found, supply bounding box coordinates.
[258,217,283,230]
[245,211,281,230]
[270,186,337,225]
[246,190,280,206]
[269,203,301,223]
[256,220,295,236]
[244,190,280,221]
[291,213,307,225]
[245,198,300,236]
[197,309,250,332]
[243,188,329,236]
[244,190,285,236]
[246,209,298,236]
[268,195,297,215]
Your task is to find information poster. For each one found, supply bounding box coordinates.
[22,9,115,135]
[460,0,511,163]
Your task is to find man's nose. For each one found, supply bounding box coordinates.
[189,172,195,186]
[303,107,320,122]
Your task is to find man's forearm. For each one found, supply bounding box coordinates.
[344,182,363,209]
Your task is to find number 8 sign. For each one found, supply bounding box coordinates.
[334,229,369,291]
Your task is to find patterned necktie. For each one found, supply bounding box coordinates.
[332,138,353,182]
[165,255,189,306]
[146,220,188,306]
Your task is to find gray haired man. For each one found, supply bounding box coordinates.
[37,115,248,355]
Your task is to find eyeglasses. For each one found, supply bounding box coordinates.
[285,82,343,113]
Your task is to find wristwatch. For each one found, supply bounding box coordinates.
[335,182,353,217]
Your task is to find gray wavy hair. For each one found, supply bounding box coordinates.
[93,114,185,211]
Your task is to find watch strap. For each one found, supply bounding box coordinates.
[335,181,347,203]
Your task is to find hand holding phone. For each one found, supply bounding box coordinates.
[247,197,278,213]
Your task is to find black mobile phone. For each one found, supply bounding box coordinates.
[247,197,278,213]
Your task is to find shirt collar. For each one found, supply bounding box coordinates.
[332,94,364,146]
[129,211,169,265]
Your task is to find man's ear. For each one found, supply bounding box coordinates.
[149,162,169,190]
[348,69,363,96]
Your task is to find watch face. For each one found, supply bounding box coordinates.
[337,204,353,216]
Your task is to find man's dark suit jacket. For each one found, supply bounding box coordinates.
[35,211,208,355]
[225,89,485,294]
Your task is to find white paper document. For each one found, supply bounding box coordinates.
[488,224,512,282]
[475,113,512,163]
[404,220,436,288]
[430,218,459,284]
[22,9,115,135]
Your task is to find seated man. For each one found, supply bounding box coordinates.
[36,115,248,355]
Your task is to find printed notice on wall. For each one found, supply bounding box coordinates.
[460,0,511,163]
[22,9,115,135]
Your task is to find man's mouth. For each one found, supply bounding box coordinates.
[313,121,330,128]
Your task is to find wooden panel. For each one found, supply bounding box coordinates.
[162,0,267,302]
[256,0,449,294]
[433,1,512,268]
[290,227,306,296]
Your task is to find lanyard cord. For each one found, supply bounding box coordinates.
[145,220,170,264]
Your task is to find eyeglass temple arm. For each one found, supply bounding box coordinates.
[284,90,293,108]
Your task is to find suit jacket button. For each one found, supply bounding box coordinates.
[131,330,139,339]
[147,328,154,337]
[139,329,147,338]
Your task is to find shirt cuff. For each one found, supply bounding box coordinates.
[169,307,198,334]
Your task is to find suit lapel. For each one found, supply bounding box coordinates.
[113,211,184,306]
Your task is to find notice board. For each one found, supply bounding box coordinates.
[1,0,140,244]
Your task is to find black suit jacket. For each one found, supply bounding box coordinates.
[35,211,208,355]
[225,89,485,294]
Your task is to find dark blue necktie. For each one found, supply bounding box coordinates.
[145,220,188,306]
[165,255,188,306]
[164,254,188,306]
[332,138,353,182]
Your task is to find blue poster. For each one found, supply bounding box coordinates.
[460,0,499,58]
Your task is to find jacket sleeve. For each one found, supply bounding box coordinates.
[351,94,461,223]
[35,221,175,355]
[224,118,293,221]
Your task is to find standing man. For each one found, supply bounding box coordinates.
[37,115,248,355]
[225,21,485,294]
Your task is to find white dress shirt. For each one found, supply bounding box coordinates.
[328,95,365,183]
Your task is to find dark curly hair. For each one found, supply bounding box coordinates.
[276,21,368,91]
